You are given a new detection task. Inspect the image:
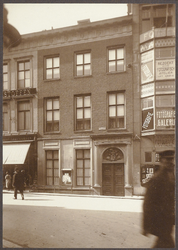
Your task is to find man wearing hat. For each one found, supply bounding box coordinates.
[142,150,175,248]
[12,166,24,200]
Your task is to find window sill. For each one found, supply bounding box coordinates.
[44,132,61,135]
[106,71,127,75]
[107,128,127,132]
[43,78,61,82]
[74,130,93,133]
[74,75,93,79]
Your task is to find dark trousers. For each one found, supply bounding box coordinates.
[14,187,24,199]
[152,235,175,248]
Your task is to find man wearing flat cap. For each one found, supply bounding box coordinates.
[142,150,175,248]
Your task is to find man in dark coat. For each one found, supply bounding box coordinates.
[142,150,175,248]
[12,167,24,200]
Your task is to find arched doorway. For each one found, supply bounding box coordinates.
[102,147,125,196]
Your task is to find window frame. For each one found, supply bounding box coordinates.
[3,62,9,90]
[75,94,92,132]
[107,91,126,130]
[44,55,60,80]
[74,51,92,77]
[107,46,126,73]
[3,103,9,132]
[17,100,31,131]
[44,97,60,134]
[76,149,91,187]
[46,150,59,186]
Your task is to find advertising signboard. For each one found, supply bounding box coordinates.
[141,50,154,63]
[156,108,175,129]
[156,81,175,94]
[142,108,154,131]
[155,38,175,48]
[141,165,154,186]
[141,61,154,84]
[156,59,175,80]
[140,29,154,44]
[141,83,154,98]
[140,40,154,53]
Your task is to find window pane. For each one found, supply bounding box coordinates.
[109,106,116,117]
[18,102,30,111]
[25,79,30,87]
[156,95,175,107]
[47,168,53,176]
[3,64,8,72]
[47,99,52,110]
[19,72,24,80]
[109,118,116,128]
[77,54,83,64]
[77,150,83,159]
[117,61,124,71]
[47,177,53,185]
[3,74,8,82]
[145,152,152,162]
[117,106,124,116]
[25,71,30,79]
[84,108,91,118]
[18,80,24,89]
[54,177,59,185]
[109,61,115,72]
[53,151,58,159]
[54,121,59,131]
[46,69,52,79]
[84,120,90,130]
[84,96,90,107]
[54,160,59,170]
[142,97,153,109]
[77,97,83,107]
[3,82,8,90]
[46,122,52,132]
[109,94,116,105]
[84,150,90,158]
[47,111,52,121]
[46,151,52,159]
[84,159,90,169]
[117,118,124,128]
[77,159,83,168]
[53,68,60,78]
[77,169,83,176]
[47,160,53,169]
[77,177,83,185]
[18,112,24,130]
[53,57,59,67]
[77,109,83,119]
[53,99,59,109]
[117,48,124,59]
[84,177,90,185]
[117,93,125,104]
[76,121,83,130]
[77,66,83,76]
[25,112,30,130]
[85,169,90,176]
[46,58,52,68]
[18,63,24,71]
[25,61,30,70]
[84,53,91,63]
[109,49,115,60]
[53,110,59,120]
[84,65,91,75]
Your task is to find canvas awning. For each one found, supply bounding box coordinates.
[3,143,30,165]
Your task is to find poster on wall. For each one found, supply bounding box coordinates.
[156,108,175,129]
[142,108,154,131]
[156,59,175,80]
[141,61,154,84]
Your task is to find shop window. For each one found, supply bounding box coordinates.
[18,101,31,131]
[44,56,60,80]
[3,103,8,131]
[18,60,31,88]
[3,63,8,90]
[75,51,91,76]
[45,97,60,132]
[46,150,59,185]
[108,47,125,73]
[108,92,125,129]
[145,152,152,162]
[75,95,91,131]
[156,95,175,107]
[76,149,90,186]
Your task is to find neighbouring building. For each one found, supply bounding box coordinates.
[3,4,175,196]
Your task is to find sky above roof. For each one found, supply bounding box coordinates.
[4,3,128,35]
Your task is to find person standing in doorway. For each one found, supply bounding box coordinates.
[5,171,12,190]
[142,150,175,248]
[12,167,24,200]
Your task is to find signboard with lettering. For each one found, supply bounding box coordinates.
[140,40,154,53]
[141,165,154,186]
[154,28,166,38]
[142,108,154,131]
[140,29,154,43]
[3,88,36,99]
[156,59,175,80]
[141,61,154,84]
[141,50,154,63]
[156,108,175,129]
[155,38,175,48]
[141,83,154,98]
[156,81,175,94]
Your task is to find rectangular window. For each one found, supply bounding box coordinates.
[108,47,125,73]
[18,60,30,88]
[141,96,154,110]
[46,98,60,132]
[45,56,60,80]
[145,152,152,162]
[3,104,8,131]
[75,52,91,76]
[76,95,91,131]
[76,149,90,186]
[156,95,175,107]
[46,150,59,185]
[3,64,8,90]
[108,92,125,129]
[18,101,30,131]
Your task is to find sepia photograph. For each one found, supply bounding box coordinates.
[2,2,176,248]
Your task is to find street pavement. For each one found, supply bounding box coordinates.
[3,191,175,248]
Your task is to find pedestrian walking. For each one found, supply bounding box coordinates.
[5,171,12,190]
[12,167,25,200]
[142,150,175,248]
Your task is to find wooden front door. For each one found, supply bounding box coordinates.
[102,163,124,196]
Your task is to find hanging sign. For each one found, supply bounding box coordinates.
[142,108,154,130]
[141,83,154,98]
[156,108,175,129]
[156,59,175,80]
